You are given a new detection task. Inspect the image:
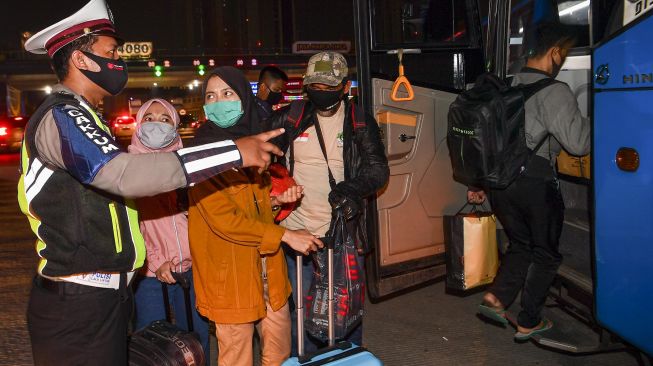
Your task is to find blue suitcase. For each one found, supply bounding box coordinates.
[283,340,381,366]
[282,243,382,365]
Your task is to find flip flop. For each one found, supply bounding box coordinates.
[514,318,553,341]
[478,304,508,325]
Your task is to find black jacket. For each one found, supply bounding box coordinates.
[265,99,389,249]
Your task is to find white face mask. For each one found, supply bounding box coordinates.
[137,121,178,149]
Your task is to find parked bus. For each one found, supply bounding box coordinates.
[352,0,652,358]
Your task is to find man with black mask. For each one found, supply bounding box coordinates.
[256,65,288,119]
[470,22,590,341]
[265,52,389,354]
[20,1,283,365]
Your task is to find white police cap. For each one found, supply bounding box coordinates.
[24,0,123,57]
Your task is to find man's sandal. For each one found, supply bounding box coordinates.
[514,318,553,341]
[478,304,508,325]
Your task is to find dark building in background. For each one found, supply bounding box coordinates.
[198,0,354,55]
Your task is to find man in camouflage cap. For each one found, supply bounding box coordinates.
[265,51,389,354]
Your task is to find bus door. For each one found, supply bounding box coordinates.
[353,0,485,299]
[593,5,653,356]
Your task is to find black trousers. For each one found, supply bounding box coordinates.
[489,168,564,328]
[27,277,133,366]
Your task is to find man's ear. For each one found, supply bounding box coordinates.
[551,46,562,60]
[70,50,88,70]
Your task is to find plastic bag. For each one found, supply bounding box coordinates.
[444,203,499,290]
[304,211,365,341]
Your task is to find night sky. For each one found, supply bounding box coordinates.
[0,0,356,53]
[1,0,195,51]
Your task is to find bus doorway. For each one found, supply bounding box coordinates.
[353,0,486,300]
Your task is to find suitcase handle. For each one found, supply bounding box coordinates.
[161,271,195,332]
[296,253,305,357]
[297,341,352,363]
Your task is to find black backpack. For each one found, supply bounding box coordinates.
[446,73,557,190]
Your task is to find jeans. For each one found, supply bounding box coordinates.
[133,269,210,362]
[284,246,363,356]
[488,169,565,329]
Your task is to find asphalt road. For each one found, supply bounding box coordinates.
[0,152,645,366]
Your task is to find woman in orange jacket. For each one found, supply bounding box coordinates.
[188,66,324,366]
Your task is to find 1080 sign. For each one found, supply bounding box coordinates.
[117,42,153,59]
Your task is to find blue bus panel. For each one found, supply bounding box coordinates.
[593,12,653,355]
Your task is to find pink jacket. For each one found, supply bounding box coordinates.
[128,98,192,276]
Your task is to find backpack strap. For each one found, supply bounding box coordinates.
[520,78,558,102]
[286,100,307,176]
[350,103,366,130]
[518,78,559,162]
[286,99,307,128]
[313,118,337,190]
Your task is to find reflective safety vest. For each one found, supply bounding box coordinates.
[17,92,145,277]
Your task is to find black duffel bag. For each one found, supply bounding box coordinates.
[129,320,205,366]
[129,272,205,366]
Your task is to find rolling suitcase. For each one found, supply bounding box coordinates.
[282,227,382,366]
[129,272,206,366]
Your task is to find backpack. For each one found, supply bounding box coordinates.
[446,73,557,190]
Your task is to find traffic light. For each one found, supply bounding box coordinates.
[154,65,163,77]
[198,64,205,76]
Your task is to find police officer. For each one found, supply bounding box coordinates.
[20,1,283,365]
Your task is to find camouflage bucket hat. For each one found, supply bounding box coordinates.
[303,52,348,86]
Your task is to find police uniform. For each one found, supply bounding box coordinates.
[21,1,244,364]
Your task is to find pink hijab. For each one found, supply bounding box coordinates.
[128,99,192,276]
[128,98,183,154]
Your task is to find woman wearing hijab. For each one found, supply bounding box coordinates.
[129,99,210,362]
[188,67,323,366]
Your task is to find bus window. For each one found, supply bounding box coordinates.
[507,0,590,73]
[371,0,475,50]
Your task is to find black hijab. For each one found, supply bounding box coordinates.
[191,66,261,146]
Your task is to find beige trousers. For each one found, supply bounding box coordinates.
[215,301,291,366]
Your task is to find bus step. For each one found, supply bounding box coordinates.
[531,331,624,354]
[504,308,625,354]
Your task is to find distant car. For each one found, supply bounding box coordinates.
[177,114,203,139]
[0,116,28,153]
[111,115,136,139]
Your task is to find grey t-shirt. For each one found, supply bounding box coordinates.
[511,69,591,164]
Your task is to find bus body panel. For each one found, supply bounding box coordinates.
[593,11,653,355]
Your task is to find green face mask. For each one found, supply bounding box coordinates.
[203,101,244,128]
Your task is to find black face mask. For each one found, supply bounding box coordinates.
[79,51,128,95]
[266,89,284,105]
[306,88,343,111]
